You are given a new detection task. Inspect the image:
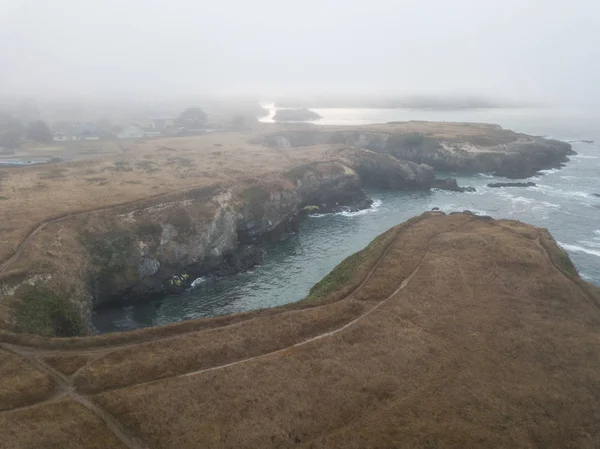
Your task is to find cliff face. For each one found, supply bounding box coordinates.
[2,145,458,335]
[262,129,574,178]
[87,161,369,309]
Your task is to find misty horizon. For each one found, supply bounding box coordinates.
[1,0,599,108]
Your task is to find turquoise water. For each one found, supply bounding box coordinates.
[93,109,600,333]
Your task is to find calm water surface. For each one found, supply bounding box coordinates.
[93,108,600,333]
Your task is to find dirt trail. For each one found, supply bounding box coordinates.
[1,343,145,449]
[0,181,225,275]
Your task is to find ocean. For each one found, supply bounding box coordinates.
[93,107,600,333]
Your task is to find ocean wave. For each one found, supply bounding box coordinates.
[531,184,592,200]
[477,173,494,178]
[337,199,383,217]
[571,154,599,159]
[558,242,600,258]
[538,168,560,175]
[536,201,561,209]
[309,199,383,219]
[560,175,576,179]
[191,277,208,288]
[580,240,600,249]
[496,193,535,205]
[595,230,600,236]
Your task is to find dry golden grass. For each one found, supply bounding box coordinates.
[1,213,599,448]
[0,131,316,264]
[0,348,56,411]
[0,398,128,449]
[42,353,90,376]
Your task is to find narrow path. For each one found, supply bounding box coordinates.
[0,181,224,274]
[7,214,428,354]
[106,217,473,392]
[0,343,145,449]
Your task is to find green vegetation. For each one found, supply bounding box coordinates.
[167,207,193,233]
[307,228,396,301]
[0,196,8,200]
[241,185,270,218]
[168,274,189,287]
[137,220,162,238]
[308,252,363,301]
[302,205,320,212]
[283,164,313,182]
[387,132,440,155]
[15,286,83,337]
[555,248,579,277]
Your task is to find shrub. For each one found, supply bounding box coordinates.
[241,185,270,218]
[15,286,83,337]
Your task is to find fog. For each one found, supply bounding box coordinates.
[1,0,599,107]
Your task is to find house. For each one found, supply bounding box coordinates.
[117,124,144,139]
[52,132,76,141]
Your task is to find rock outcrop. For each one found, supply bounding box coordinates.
[273,108,322,122]
[338,148,434,189]
[261,126,574,178]
[86,161,370,309]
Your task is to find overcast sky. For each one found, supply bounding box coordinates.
[1,0,599,106]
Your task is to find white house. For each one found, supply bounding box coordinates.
[53,132,76,141]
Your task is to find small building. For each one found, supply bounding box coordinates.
[53,132,76,141]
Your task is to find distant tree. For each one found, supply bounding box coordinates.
[231,115,245,128]
[0,114,23,149]
[26,120,53,143]
[176,107,207,130]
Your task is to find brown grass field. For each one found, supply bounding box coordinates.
[1,212,599,448]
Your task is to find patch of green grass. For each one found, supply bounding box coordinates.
[307,252,363,301]
[555,249,579,277]
[283,164,313,182]
[15,286,83,337]
[307,228,396,302]
[0,196,8,200]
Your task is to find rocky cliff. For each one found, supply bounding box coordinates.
[85,161,372,310]
[3,151,448,334]
[261,126,574,178]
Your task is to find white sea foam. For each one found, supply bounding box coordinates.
[558,242,600,258]
[538,168,560,175]
[477,172,494,178]
[191,277,208,288]
[337,199,383,217]
[309,199,383,219]
[571,154,599,159]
